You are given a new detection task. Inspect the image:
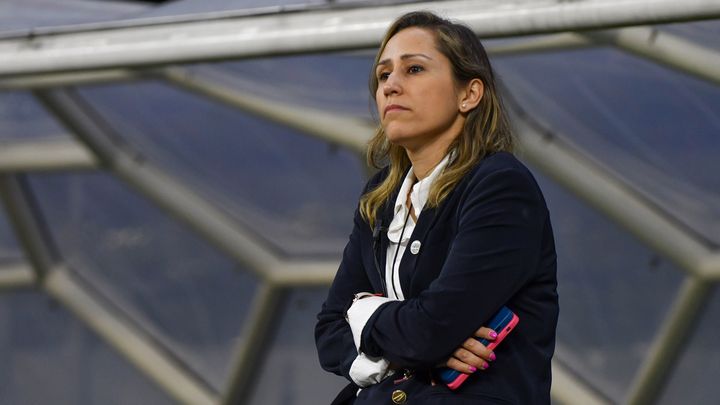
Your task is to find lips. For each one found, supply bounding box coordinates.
[384,104,409,116]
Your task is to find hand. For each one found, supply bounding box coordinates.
[443,326,498,374]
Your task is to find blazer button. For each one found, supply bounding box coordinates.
[391,389,407,404]
[410,240,421,255]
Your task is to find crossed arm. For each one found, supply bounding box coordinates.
[315,167,544,386]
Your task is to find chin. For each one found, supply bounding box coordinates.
[385,132,415,147]
[384,126,419,146]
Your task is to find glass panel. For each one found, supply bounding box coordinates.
[136,0,321,19]
[28,172,259,391]
[531,168,684,402]
[659,285,720,405]
[495,48,720,246]
[0,205,22,261]
[0,0,148,35]
[78,78,367,257]
[135,0,419,20]
[659,20,720,51]
[249,288,347,405]
[0,92,70,140]
[208,54,375,118]
[0,290,176,405]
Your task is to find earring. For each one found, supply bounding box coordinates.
[462,103,467,109]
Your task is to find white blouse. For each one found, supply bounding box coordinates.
[385,154,450,300]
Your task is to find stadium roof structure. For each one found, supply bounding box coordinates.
[1,0,719,404]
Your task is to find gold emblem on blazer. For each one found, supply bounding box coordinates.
[391,389,407,404]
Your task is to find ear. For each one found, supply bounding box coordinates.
[458,78,484,113]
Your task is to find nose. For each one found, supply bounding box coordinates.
[382,74,401,97]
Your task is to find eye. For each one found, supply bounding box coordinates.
[377,71,390,81]
[408,65,424,74]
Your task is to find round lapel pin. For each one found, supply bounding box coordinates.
[410,240,421,255]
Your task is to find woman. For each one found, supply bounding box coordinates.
[315,11,558,404]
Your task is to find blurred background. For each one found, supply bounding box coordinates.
[1,0,719,404]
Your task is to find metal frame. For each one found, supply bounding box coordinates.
[1,0,720,79]
[0,174,218,404]
[582,26,720,86]
[624,277,712,405]
[0,138,97,172]
[510,109,718,278]
[489,28,720,87]
[162,67,371,154]
[2,27,720,94]
[45,269,220,405]
[0,174,59,282]
[507,101,720,405]
[34,88,281,280]
[222,284,286,405]
[0,1,718,404]
[0,261,35,289]
[31,87,346,403]
[551,360,612,405]
[0,69,142,90]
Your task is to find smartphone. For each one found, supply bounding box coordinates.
[436,306,519,390]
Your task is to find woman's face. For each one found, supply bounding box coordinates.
[375,27,464,150]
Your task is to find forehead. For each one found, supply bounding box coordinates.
[379,27,439,60]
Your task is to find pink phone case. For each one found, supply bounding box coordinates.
[446,314,520,390]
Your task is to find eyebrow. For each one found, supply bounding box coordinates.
[377,53,433,68]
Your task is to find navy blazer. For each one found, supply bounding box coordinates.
[316,152,558,404]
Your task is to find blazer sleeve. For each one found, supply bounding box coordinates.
[315,181,382,383]
[359,166,547,368]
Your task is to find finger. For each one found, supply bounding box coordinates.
[445,356,480,374]
[451,347,490,370]
[474,326,498,341]
[462,337,497,363]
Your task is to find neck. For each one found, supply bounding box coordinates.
[405,131,458,180]
[407,147,445,180]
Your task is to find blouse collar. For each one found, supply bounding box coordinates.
[387,153,451,243]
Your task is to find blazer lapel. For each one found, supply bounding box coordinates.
[378,184,400,294]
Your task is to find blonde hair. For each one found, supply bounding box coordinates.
[360,11,514,228]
